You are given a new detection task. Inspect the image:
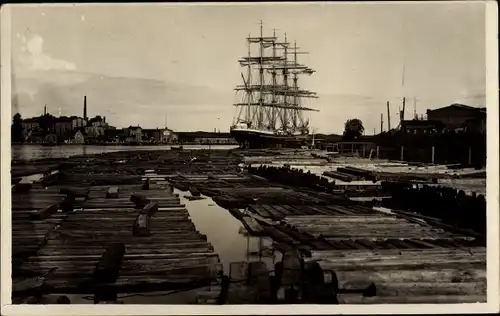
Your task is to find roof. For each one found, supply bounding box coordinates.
[401,119,444,127]
[427,104,486,114]
[142,128,163,133]
[128,126,142,130]
[176,131,232,138]
[21,118,40,123]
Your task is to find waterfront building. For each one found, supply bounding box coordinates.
[72,129,86,144]
[123,126,143,143]
[426,104,486,134]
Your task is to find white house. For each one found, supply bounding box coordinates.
[127,126,142,143]
[73,130,86,144]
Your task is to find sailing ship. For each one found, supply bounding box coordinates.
[230,22,319,149]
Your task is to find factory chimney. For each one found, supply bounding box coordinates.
[83,96,87,120]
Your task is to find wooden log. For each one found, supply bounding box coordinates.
[29,204,59,220]
[25,295,71,304]
[94,243,125,283]
[337,294,487,304]
[142,202,159,217]
[130,194,150,208]
[60,195,76,213]
[106,187,120,199]
[13,183,32,193]
[241,216,264,234]
[374,281,486,297]
[316,256,485,271]
[59,187,89,198]
[189,186,201,197]
[142,178,150,190]
[133,213,151,236]
[310,247,486,260]
[334,268,486,286]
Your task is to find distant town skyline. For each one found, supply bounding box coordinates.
[9,2,487,133]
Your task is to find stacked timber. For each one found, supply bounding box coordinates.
[282,214,473,242]
[248,165,335,193]
[323,170,361,182]
[382,182,486,235]
[17,205,220,294]
[307,247,486,304]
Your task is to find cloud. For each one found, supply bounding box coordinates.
[17,33,77,71]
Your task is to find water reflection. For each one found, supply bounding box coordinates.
[12,144,238,161]
[178,190,274,272]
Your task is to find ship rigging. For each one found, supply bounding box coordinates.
[230,21,319,149]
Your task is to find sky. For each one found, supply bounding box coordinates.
[8,2,487,134]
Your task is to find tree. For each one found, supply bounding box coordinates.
[343,118,365,140]
[11,113,24,143]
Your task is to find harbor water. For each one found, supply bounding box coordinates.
[11,144,238,161]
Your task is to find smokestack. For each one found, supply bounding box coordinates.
[44,105,47,116]
[386,101,391,131]
[103,116,106,123]
[380,113,384,134]
[83,96,87,120]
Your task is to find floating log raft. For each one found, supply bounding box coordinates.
[12,178,221,297]
[308,247,486,304]
[12,149,486,304]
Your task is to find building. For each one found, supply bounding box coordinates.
[85,116,108,140]
[175,131,235,144]
[21,118,40,132]
[73,129,86,144]
[54,117,74,141]
[426,104,486,134]
[142,128,164,143]
[55,116,87,141]
[124,126,143,143]
[400,120,445,135]
[163,128,178,143]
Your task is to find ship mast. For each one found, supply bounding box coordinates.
[233,22,318,135]
[271,28,278,130]
[258,20,264,129]
[282,33,289,133]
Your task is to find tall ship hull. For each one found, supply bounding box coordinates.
[230,21,319,149]
[230,128,309,149]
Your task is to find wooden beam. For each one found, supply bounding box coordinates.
[30,204,59,220]
[106,187,119,199]
[133,213,151,236]
[94,243,126,284]
[143,202,159,217]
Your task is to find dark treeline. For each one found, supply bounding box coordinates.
[381,181,486,235]
[374,132,486,165]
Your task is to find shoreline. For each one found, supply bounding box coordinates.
[12,142,238,146]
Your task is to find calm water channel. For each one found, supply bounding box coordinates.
[12,144,273,304]
[11,144,238,161]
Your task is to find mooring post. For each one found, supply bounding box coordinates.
[400,146,404,161]
[431,146,435,164]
